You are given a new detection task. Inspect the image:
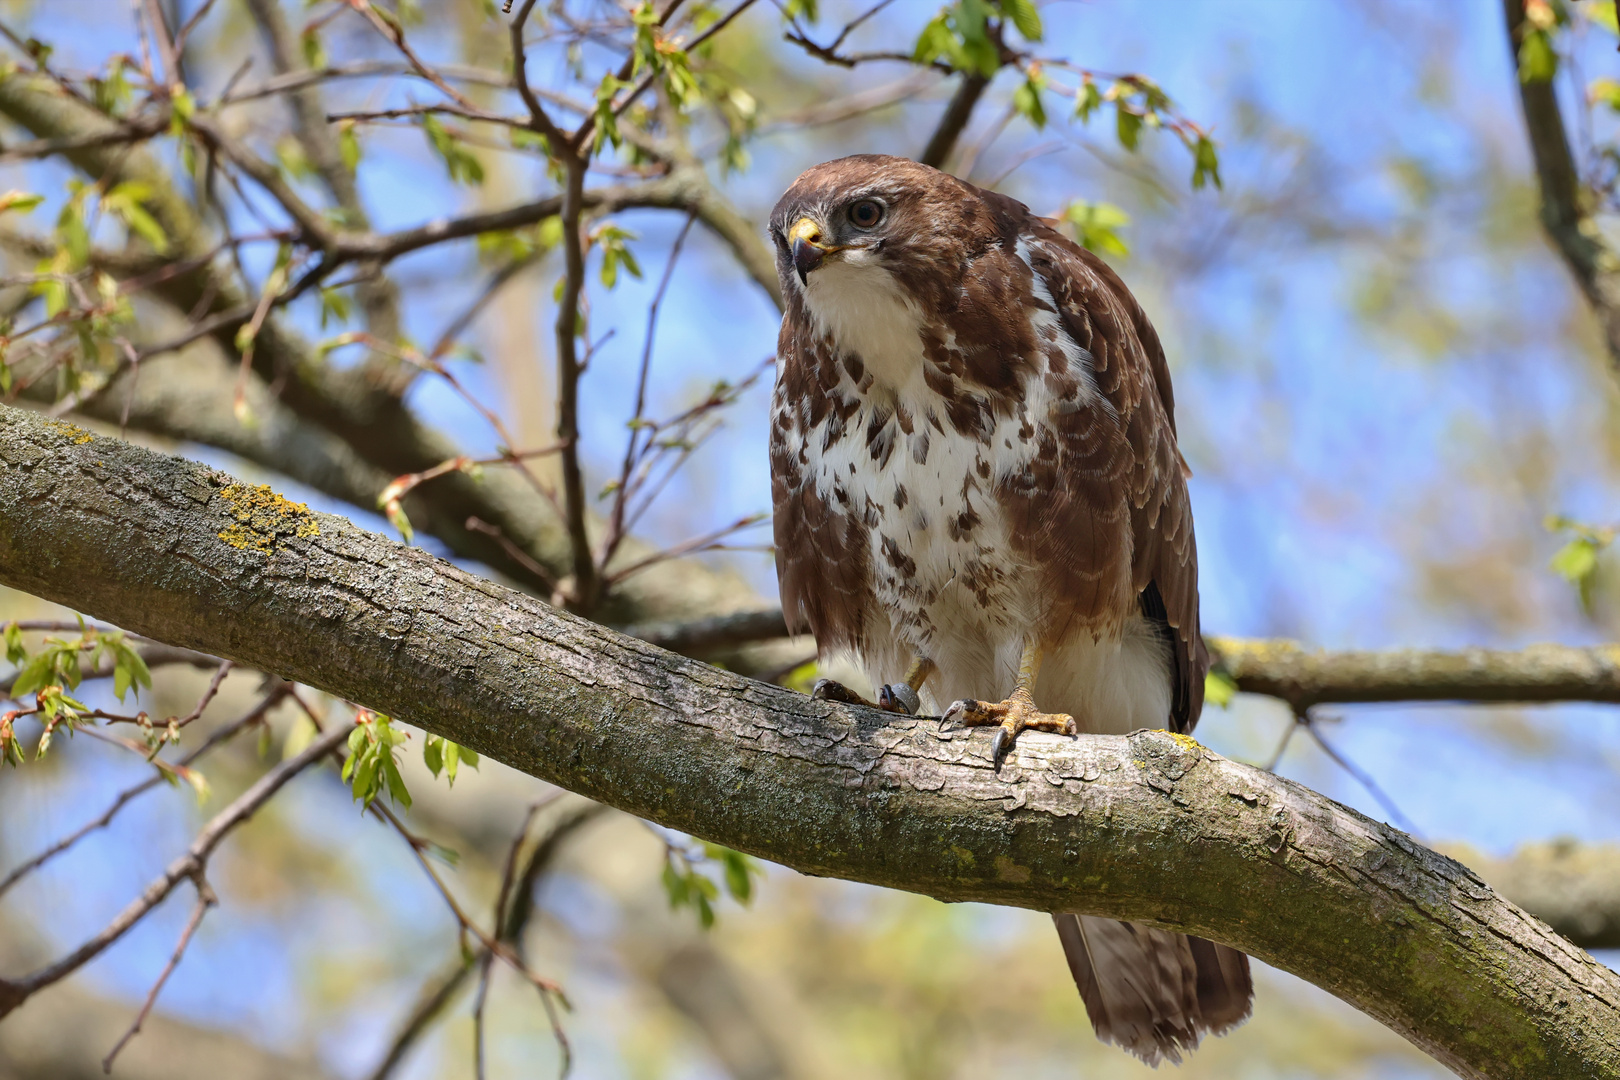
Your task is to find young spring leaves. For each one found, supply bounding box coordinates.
[661,839,761,929]
[341,710,481,809]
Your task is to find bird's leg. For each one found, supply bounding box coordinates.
[812,656,935,715]
[942,640,1076,768]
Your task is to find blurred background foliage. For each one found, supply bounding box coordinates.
[4,0,1620,1077]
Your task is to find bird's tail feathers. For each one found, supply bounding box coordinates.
[1052,913,1252,1066]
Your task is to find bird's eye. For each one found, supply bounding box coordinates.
[847,199,884,229]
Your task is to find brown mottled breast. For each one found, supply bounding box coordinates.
[770,293,873,653]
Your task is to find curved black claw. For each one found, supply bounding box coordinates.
[876,683,920,715]
[810,678,874,708]
[990,724,1013,769]
[940,699,983,730]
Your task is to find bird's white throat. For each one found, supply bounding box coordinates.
[800,257,926,390]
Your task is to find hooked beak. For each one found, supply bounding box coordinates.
[788,216,835,285]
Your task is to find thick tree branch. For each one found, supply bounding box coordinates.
[598,611,1620,711]
[1,407,1618,1078]
[1503,0,1620,372]
[1209,636,1620,712]
[1453,840,1620,951]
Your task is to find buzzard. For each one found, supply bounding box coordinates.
[767,155,1252,1064]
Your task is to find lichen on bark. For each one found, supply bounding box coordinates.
[0,402,1617,1080]
[215,482,320,552]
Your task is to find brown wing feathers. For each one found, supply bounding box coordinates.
[1023,227,1209,733]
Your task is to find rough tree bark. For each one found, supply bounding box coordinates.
[1,404,1617,1079]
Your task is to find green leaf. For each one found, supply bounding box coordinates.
[0,191,43,215]
[1551,536,1599,583]
[91,57,131,116]
[10,652,54,698]
[1519,27,1558,83]
[661,860,688,906]
[1204,668,1238,709]
[423,733,443,778]
[594,224,642,289]
[104,181,168,253]
[56,200,91,270]
[782,0,818,20]
[1115,104,1143,151]
[169,85,195,132]
[1590,76,1620,112]
[276,135,316,181]
[1075,77,1101,122]
[1581,0,1619,34]
[1000,0,1042,41]
[704,844,758,904]
[301,26,327,70]
[1013,76,1046,128]
[592,74,633,153]
[383,753,412,810]
[913,13,957,66]
[284,713,317,759]
[1062,200,1131,257]
[342,713,412,808]
[1191,134,1222,191]
[319,286,353,329]
[337,122,361,172]
[421,114,484,186]
[120,203,168,253]
[4,622,24,666]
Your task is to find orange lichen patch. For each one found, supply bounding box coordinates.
[217,482,319,553]
[44,419,94,444]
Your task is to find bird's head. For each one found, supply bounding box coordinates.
[769,155,975,298]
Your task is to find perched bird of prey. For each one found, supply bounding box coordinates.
[767,154,1252,1064]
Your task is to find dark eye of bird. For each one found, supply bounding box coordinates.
[848,199,883,228]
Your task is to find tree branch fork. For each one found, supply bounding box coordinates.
[1,406,1618,1078]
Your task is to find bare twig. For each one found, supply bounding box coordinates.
[100,875,217,1072]
[601,211,697,572]
[172,659,232,730]
[353,2,481,115]
[919,72,991,169]
[509,0,573,148]
[0,687,289,901]
[1299,713,1420,837]
[1503,0,1620,373]
[140,0,182,90]
[553,156,596,611]
[0,721,351,1019]
[603,513,769,587]
[365,800,604,1080]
